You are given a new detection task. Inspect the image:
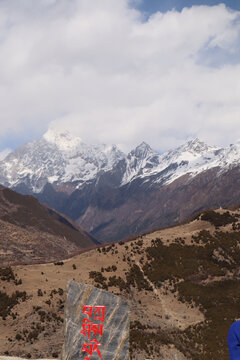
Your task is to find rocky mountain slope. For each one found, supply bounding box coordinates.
[0,186,98,266]
[1,208,240,359]
[1,128,240,242]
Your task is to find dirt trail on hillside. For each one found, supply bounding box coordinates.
[135,260,204,330]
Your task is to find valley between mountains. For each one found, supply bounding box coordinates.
[1,208,240,359]
[2,128,240,242]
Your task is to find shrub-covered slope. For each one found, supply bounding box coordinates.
[1,209,240,359]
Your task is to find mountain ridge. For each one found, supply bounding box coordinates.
[0,129,228,193]
[1,129,240,242]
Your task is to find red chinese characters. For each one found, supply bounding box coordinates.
[81,305,106,360]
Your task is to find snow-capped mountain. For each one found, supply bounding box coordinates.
[121,137,240,187]
[121,138,222,185]
[1,128,240,243]
[149,138,223,184]
[0,127,239,193]
[121,142,161,185]
[0,128,125,193]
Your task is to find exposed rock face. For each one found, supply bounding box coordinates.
[62,281,130,360]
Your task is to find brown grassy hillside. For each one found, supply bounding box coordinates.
[1,208,240,359]
[0,186,98,267]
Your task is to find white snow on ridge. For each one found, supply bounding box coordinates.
[153,138,223,185]
[120,137,240,187]
[121,142,161,185]
[121,138,224,186]
[0,148,12,161]
[1,128,240,193]
[0,128,125,192]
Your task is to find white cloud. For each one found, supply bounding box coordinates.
[0,1,239,152]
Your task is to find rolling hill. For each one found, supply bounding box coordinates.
[1,208,240,359]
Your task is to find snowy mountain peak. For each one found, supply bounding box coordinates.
[43,127,82,151]
[179,138,210,154]
[0,148,11,161]
[0,128,126,193]
[130,142,156,159]
[2,132,240,196]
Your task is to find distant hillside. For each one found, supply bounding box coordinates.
[0,186,98,266]
[1,208,240,359]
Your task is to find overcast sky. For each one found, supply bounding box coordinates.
[0,0,239,154]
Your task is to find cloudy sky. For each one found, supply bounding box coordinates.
[0,0,239,154]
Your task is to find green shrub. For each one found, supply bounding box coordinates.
[0,267,15,281]
[201,210,237,227]
[37,289,43,296]
[0,290,27,318]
